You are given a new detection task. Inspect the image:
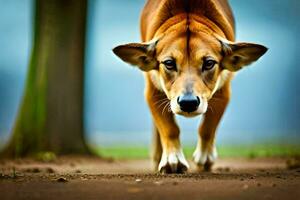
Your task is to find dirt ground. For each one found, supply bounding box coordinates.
[0,156,300,200]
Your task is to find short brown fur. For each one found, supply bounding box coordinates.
[113,0,267,173]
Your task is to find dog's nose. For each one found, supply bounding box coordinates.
[177,93,200,113]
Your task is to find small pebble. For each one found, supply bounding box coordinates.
[224,167,231,172]
[32,168,40,173]
[242,184,249,190]
[154,181,163,185]
[57,177,68,182]
[26,168,40,173]
[46,168,55,173]
[135,178,142,183]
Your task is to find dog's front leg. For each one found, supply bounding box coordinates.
[151,125,162,170]
[193,83,231,171]
[146,86,189,173]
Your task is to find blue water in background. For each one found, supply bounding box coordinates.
[0,0,300,147]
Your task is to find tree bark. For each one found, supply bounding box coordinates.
[1,0,90,157]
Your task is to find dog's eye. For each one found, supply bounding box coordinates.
[162,59,177,71]
[202,59,216,71]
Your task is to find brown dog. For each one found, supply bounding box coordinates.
[113,0,267,173]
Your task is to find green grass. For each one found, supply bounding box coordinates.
[93,144,300,160]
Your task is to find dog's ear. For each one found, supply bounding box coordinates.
[221,41,268,72]
[113,40,158,71]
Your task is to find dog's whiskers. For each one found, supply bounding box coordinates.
[153,98,168,105]
[162,101,171,116]
[153,98,169,109]
[158,100,170,109]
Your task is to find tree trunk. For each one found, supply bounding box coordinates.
[1,0,90,157]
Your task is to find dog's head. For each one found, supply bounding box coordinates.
[113,23,267,117]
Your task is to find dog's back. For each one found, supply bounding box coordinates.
[140,0,235,42]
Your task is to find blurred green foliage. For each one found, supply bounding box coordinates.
[95,144,300,160]
[35,151,57,162]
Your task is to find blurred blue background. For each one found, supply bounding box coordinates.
[0,0,300,148]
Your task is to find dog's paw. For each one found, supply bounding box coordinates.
[158,149,189,174]
[193,145,217,171]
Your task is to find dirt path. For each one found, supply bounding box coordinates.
[0,157,299,200]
